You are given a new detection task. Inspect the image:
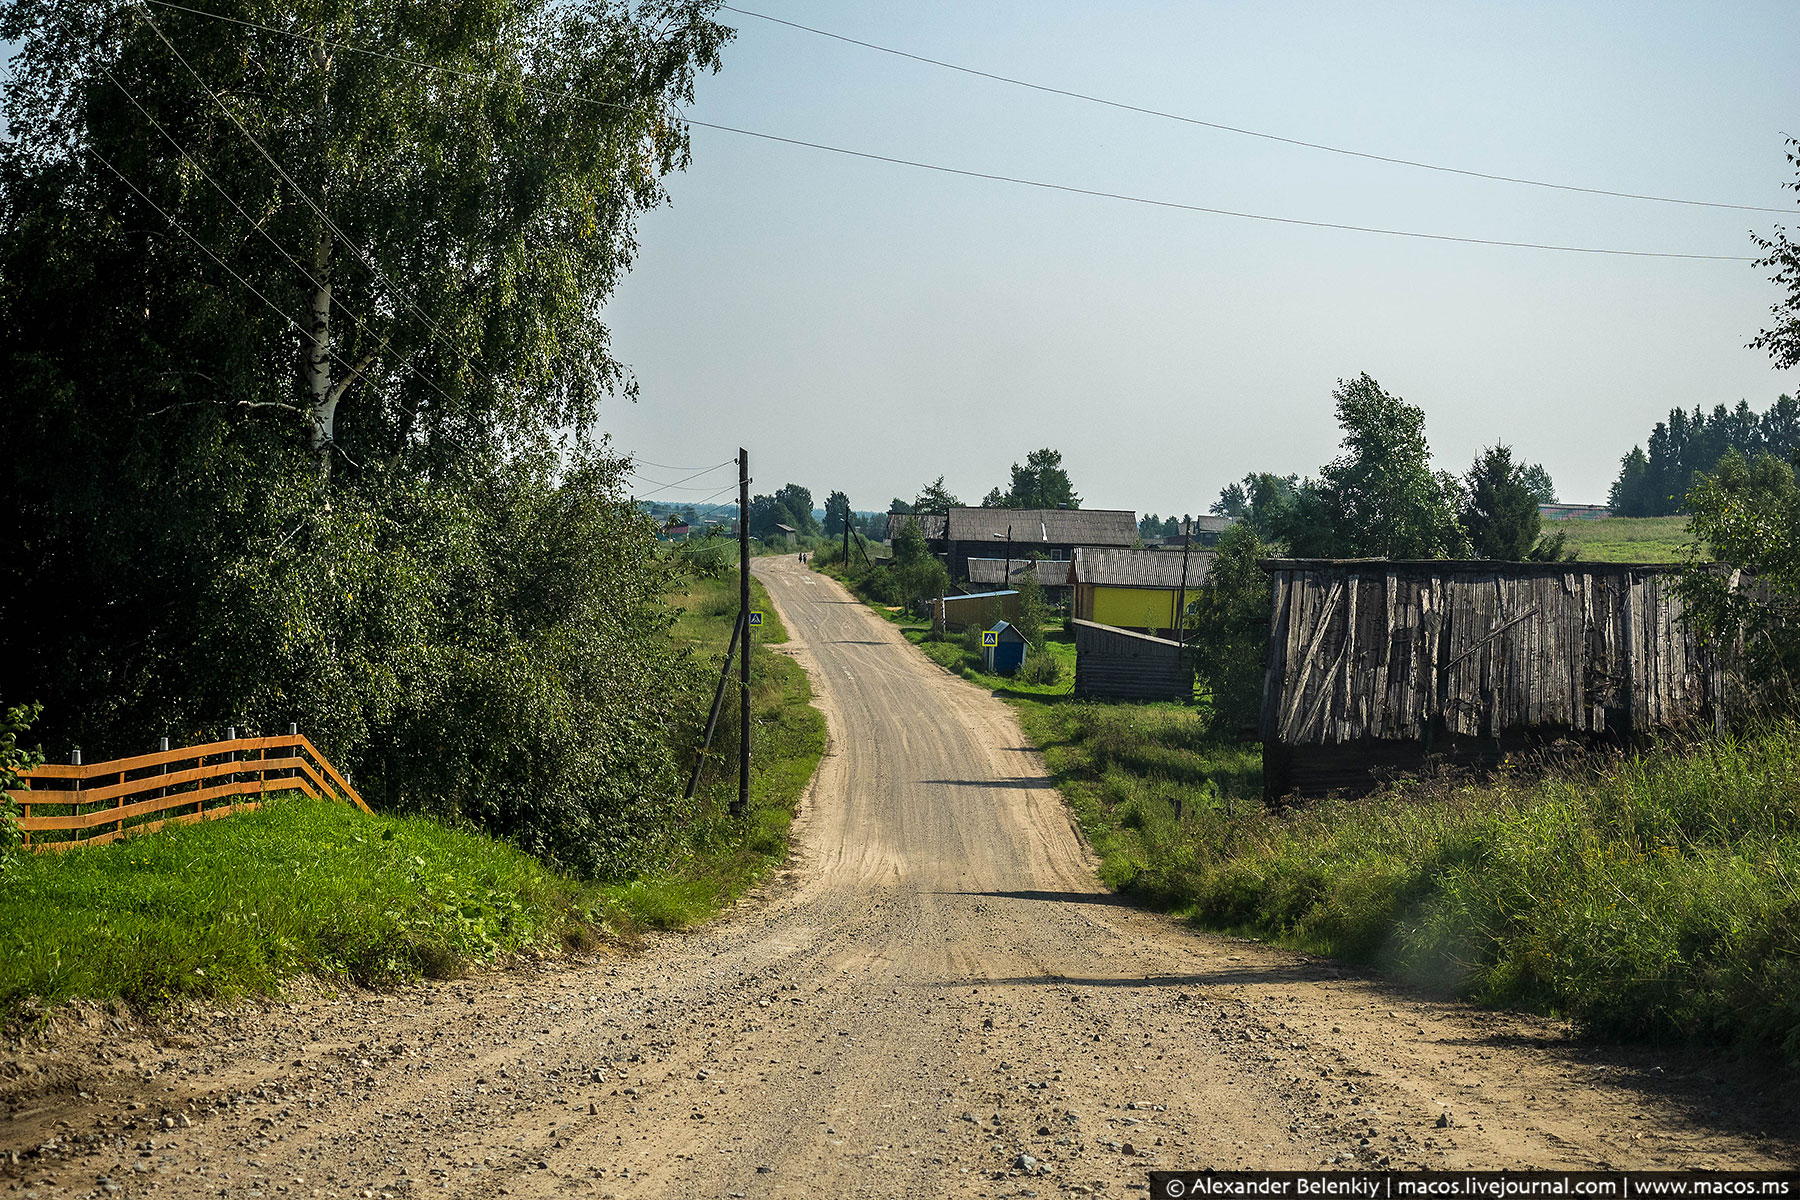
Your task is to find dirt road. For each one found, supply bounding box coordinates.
[5,557,1794,1197]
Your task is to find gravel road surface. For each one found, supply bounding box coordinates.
[4,556,1794,1198]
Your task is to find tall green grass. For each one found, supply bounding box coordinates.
[0,795,603,1012]
[1029,700,1800,1062]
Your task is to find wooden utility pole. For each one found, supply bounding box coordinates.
[842,497,850,566]
[684,610,745,801]
[1175,516,1192,648]
[736,447,751,819]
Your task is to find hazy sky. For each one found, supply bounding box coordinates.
[596,3,1800,514]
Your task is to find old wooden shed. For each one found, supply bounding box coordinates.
[1072,619,1193,702]
[1259,559,1724,797]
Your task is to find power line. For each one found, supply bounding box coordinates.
[630,459,737,501]
[723,3,1790,217]
[632,456,731,472]
[86,145,386,432]
[102,66,469,416]
[132,1,481,385]
[134,0,1757,262]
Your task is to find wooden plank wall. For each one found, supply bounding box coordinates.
[1073,619,1193,702]
[1260,563,1719,750]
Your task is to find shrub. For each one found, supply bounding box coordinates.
[1016,652,1061,685]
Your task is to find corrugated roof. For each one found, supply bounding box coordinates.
[965,558,1075,587]
[944,507,1138,546]
[1073,547,1215,588]
[887,511,948,540]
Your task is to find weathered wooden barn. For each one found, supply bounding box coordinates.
[1072,619,1193,702]
[1259,559,1725,798]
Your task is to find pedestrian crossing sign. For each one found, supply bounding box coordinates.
[748,612,763,627]
[981,630,998,647]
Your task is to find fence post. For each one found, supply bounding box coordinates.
[288,723,299,794]
[225,727,237,812]
[71,747,83,847]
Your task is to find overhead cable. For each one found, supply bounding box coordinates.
[723,3,1789,217]
[136,0,1756,261]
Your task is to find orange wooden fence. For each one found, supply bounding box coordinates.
[5,731,370,851]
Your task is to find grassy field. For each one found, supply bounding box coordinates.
[0,563,825,1016]
[1548,515,1692,562]
[820,560,1800,1063]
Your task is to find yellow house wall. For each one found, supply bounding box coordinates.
[1090,586,1177,630]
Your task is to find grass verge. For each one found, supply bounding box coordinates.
[599,564,826,929]
[0,795,603,1013]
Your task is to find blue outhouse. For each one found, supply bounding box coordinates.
[981,621,1030,676]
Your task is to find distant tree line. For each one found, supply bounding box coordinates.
[1608,395,1800,516]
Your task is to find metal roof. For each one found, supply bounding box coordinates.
[944,507,1138,546]
[1072,547,1215,589]
[965,558,1075,587]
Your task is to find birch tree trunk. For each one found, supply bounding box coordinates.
[304,231,334,476]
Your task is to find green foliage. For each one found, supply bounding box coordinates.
[980,487,1006,508]
[1014,650,1061,686]
[1003,447,1080,510]
[1749,136,1800,371]
[1212,473,1299,542]
[1186,523,1273,733]
[0,795,608,1012]
[913,475,959,512]
[1518,462,1558,505]
[1278,374,1469,559]
[1461,443,1553,560]
[0,701,45,863]
[748,484,820,539]
[1678,449,1800,705]
[1014,565,1049,649]
[1608,395,1800,516]
[0,0,730,877]
[822,490,852,537]
[892,520,929,565]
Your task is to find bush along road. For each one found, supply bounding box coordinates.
[2,557,1794,1197]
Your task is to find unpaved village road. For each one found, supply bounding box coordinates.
[5,557,1796,1198]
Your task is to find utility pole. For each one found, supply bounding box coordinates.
[1175,515,1192,649]
[1003,524,1013,590]
[842,496,850,567]
[736,448,751,820]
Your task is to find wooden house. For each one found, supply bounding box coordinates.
[934,507,1139,581]
[1258,559,1726,798]
[1071,547,1215,638]
[1072,620,1192,702]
